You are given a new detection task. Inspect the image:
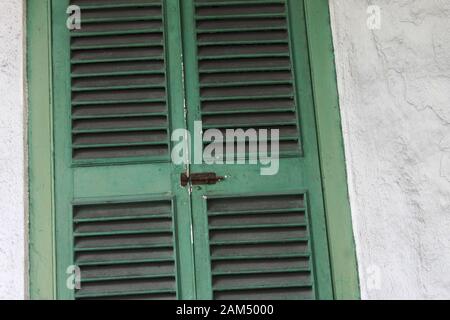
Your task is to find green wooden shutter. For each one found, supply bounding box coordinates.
[51,0,334,300]
[53,0,195,300]
[182,0,334,299]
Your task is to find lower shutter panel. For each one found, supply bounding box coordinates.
[73,198,177,300]
[207,194,315,300]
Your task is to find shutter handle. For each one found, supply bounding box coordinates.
[181,172,224,187]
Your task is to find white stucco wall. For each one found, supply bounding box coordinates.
[329,0,450,299]
[0,0,25,299]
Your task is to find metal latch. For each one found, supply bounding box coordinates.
[181,172,224,187]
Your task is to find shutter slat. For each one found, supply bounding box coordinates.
[196,13,286,20]
[74,243,173,252]
[198,52,289,60]
[210,238,309,246]
[72,57,164,64]
[71,42,163,51]
[77,4,163,10]
[72,128,168,134]
[81,273,176,283]
[82,17,162,24]
[73,141,168,150]
[72,70,165,78]
[209,223,307,231]
[200,79,292,88]
[207,208,305,216]
[74,229,172,237]
[200,66,291,74]
[77,258,175,267]
[76,289,176,300]
[74,215,171,223]
[72,98,166,106]
[195,0,285,6]
[210,254,310,261]
[72,113,167,120]
[212,267,310,276]
[197,26,286,34]
[213,282,312,292]
[71,29,164,37]
[72,86,165,92]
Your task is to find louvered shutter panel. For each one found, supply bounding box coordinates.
[194,0,301,157]
[70,0,169,164]
[207,194,314,299]
[73,198,177,300]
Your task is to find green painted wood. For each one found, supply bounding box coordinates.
[304,0,360,299]
[28,0,359,300]
[50,0,196,300]
[166,0,197,300]
[52,0,75,300]
[183,0,333,300]
[28,0,56,300]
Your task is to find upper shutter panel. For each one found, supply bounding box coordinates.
[70,0,169,164]
[194,0,301,157]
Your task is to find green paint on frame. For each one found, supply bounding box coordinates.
[304,0,360,299]
[28,0,56,300]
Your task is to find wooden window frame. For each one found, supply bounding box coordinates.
[27,0,360,299]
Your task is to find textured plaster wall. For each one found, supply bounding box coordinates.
[0,0,25,299]
[329,0,450,299]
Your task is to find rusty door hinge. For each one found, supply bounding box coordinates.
[181,172,224,187]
